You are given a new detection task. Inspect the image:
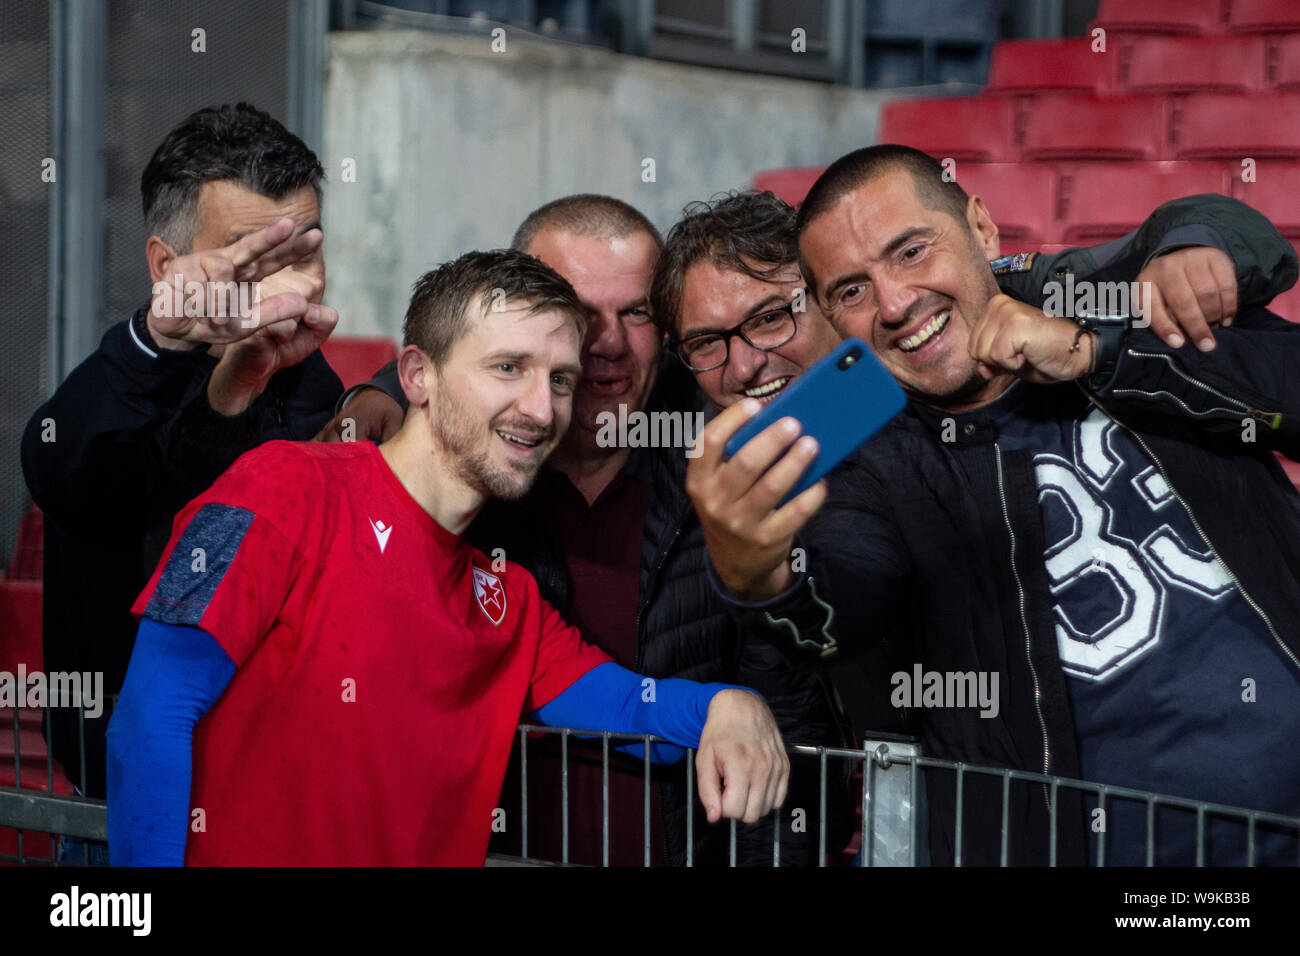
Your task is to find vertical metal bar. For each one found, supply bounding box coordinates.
[772,806,780,868]
[826,0,846,73]
[1145,798,1155,867]
[77,707,86,802]
[846,0,866,87]
[999,771,1010,867]
[11,706,19,790]
[287,0,329,154]
[1049,778,1059,867]
[1096,791,1107,867]
[519,728,528,859]
[643,738,651,868]
[1195,805,1206,867]
[859,754,869,868]
[44,707,54,793]
[954,764,964,867]
[729,0,756,51]
[45,707,55,863]
[560,730,569,865]
[818,750,827,868]
[729,818,737,868]
[602,733,610,868]
[908,757,918,867]
[863,754,876,867]
[686,748,694,868]
[11,707,20,866]
[50,0,107,378]
[1246,815,1256,867]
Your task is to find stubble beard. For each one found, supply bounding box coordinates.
[431,386,546,501]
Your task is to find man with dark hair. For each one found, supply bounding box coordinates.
[320,194,845,866]
[21,102,342,814]
[650,191,842,411]
[652,182,1289,755]
[687,144,1300,865]
[106,249,788,866]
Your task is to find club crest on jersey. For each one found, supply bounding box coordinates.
[472,566,507,626]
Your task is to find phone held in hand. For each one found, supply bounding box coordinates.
[723,337,907,505]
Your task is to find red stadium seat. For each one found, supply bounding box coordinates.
[1120,36,1268,93]
[1022,94,1171,162]
[1091,0,1225,36]
[985,39,1119,94]
[1174,91,1300,158]
[6,503,42,581]
[751,167,823,207]
[1228,0,1300,33]
[1273,33,1300,89]
[319,337,399,391]
[954,163,1059,248]
[1233,162,1300,238]
[877,96,1019,163]
[1058,161,1233,244]
[1267,282,1300,324]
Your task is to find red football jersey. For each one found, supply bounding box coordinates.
[131,440,610,865]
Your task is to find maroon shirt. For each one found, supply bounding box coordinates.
[497,458,669,866]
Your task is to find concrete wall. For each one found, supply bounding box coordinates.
[321,29,895,339]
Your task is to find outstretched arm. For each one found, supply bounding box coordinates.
[106,620,235,866]
[532,662,789,824]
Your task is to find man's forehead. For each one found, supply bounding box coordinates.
[526,227,658,280]
[196,180,319,243]
[681,257,800,326]
[464,302,581,348]
[802,173,934,269]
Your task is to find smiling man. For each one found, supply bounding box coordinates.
[105,250,788,866]
[687,145,1300,866]
[322,195,843,866]
[21,104,341,821]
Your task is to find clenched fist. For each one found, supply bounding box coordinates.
[969,294,1096,385]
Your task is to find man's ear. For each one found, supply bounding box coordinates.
[146,236,177,284]
[965,195,1001,261]
[397,344,434,407]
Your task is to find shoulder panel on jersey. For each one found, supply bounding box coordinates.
[143,503,256,626]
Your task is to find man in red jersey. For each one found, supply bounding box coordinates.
[106,249,788,865]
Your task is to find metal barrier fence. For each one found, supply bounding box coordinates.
[3,714,1298,867]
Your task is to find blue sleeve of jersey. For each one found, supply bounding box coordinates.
[530,662,755,764]
[106,619,236,866]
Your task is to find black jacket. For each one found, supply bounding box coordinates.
[20,309,341,795]
[719,206,1300,866]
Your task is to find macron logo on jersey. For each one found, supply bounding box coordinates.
[472,566,506,626]
[369,518,393,553]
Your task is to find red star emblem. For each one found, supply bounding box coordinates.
[471,566,507,625]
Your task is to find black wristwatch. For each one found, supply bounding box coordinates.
[1076,311,1131,390]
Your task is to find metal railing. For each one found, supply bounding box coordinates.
[3,714,1297,867]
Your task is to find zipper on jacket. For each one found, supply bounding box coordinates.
[1123,349,1283,428]
[1083,394,1300,676]
[634,521,684,672]
[993,443,1053,813]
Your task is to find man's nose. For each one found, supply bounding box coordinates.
[586,310,628,358]
[516,372,555,429]
[874,275,918,327]
[726,335,769,386]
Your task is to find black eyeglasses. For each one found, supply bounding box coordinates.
[674,301,799,372]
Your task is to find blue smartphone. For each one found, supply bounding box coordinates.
[723,337,906,504]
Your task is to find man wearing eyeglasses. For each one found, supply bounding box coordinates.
[665,154,1300,866]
